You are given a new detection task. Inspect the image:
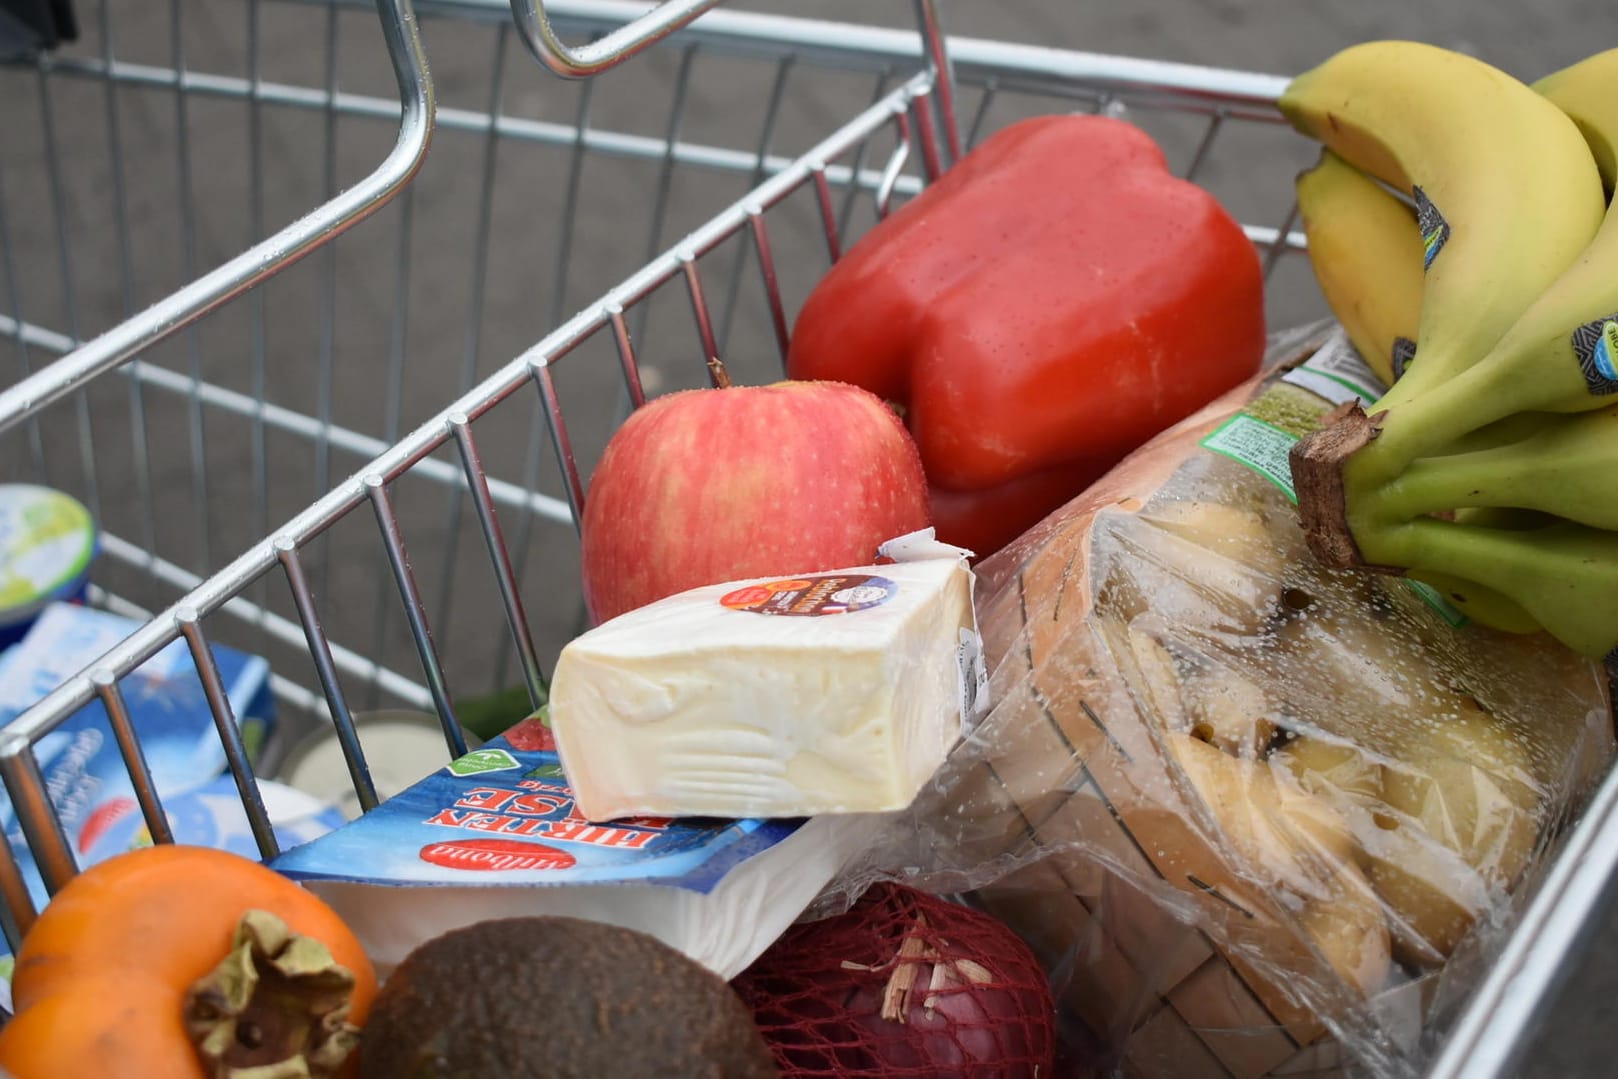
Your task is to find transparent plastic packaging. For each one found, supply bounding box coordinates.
[823,325,1616,1078]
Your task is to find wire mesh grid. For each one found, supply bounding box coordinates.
[0,0,1322,773]
[0,0,1332,946]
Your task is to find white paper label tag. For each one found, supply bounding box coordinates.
[876,527,975,564]
[957,627,990,733]
[1281,329,1387,407]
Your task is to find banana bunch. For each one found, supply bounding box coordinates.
[1282,43,1618,658]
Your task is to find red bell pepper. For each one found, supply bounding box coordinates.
[787,113,1266,557]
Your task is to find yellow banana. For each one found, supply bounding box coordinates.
[1287,47,1618,660]
[1296,151,1423,386]
[1342,204,1618,649]
[1340,48,1618,476]
[1534,48,1618,191]
[1279,41,1606,415]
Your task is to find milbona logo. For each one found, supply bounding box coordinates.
[419,837,577,872]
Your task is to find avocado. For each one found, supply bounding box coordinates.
[356,916,779,1078]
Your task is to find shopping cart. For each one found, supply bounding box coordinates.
[0,1,1607,1075]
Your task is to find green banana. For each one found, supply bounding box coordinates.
[1279,41,1607,411]
[1437,412,1561,456]
[1410,508,1556,635]
[1370,405,1618,530]
[1534,48,1618,192]
[1406,569,1543,636]
[1288,129,1547,635]
[1347,214,1618,483]
[1296,150,1423,386]
[1450,507,1561,530]
[1380,518,1618,658]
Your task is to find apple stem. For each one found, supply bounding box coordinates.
[706,356,733,389]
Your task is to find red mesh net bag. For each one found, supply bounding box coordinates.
[731,883,1057,1078]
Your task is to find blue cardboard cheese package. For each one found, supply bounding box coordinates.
[272,714,881,980]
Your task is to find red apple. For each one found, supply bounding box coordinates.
[580,368,931,624]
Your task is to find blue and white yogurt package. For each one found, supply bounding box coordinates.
[76,775,346,866]
[0,602,277,908]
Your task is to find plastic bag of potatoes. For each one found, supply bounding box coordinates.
[829,325,1616,1079]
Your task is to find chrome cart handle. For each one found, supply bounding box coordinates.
[0,0,434,437]
[511,0,723,78]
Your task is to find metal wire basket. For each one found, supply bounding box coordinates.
[0,1,1606,1075]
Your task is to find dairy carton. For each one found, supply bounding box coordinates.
[77,775,346,866]
[272,714,881,980]
[0,602,277,907]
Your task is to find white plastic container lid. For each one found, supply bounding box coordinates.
[0,484,98,632]
[276,710,483,820]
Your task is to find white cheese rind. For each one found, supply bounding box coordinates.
[550,558,975,820]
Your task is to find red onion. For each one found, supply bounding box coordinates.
[733,884,1056,1078]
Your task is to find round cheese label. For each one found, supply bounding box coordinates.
[720,574,897,616]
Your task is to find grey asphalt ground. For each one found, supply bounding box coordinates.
[1,0,1617,1074]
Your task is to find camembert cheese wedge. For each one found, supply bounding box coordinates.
[549,557,979,821]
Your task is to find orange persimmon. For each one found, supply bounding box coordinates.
[0,844,375,1079]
